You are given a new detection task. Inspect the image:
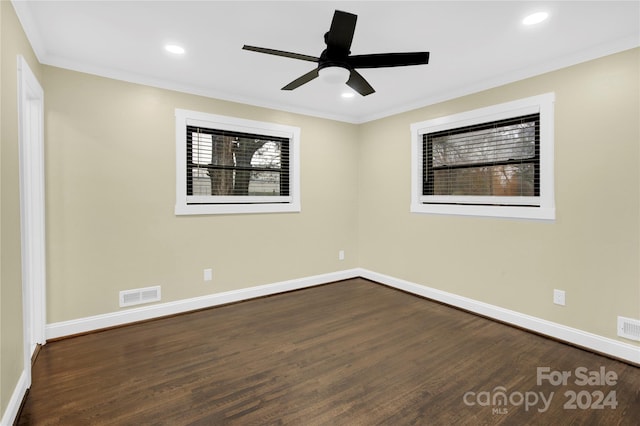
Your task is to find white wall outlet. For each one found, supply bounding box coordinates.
[338,250,345,261]
[553,289,565,306]
[204,268,213,281]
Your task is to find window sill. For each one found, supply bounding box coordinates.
[410,202,555,221]
[175,202,301,216]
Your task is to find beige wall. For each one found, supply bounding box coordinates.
[0,1,43,416]
[44,66,359,322]
[358,48,640,343]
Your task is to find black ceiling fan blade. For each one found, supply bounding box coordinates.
[346,70,375,96]
[348,52,430,69]
[282,68,320,90]
[242,45,319,63]
[326,10,357,52]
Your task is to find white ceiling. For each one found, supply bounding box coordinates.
[12,1,640,123]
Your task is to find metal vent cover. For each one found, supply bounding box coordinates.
[617,316,640,342]
[119,286,161,308]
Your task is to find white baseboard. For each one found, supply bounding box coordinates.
[46,269,360,340]
[357,268,640,365]
[44,267,639,365]
[1,370,29,426]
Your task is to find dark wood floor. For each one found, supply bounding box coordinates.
[17,278,640,425]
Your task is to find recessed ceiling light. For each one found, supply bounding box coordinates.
[341,92,355,99]
[523,12,549,26]
[165,44,185,55]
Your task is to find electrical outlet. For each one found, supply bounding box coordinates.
[553,289,565,306]
[204,268,213,281]
[338,250,345,261]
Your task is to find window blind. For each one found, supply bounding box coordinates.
[423,113,540,205]
[186,126,290,200]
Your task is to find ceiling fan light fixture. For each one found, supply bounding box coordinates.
[319,66,350,84]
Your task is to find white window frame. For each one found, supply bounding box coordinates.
[410,93,555,221]
[175,109,301,215]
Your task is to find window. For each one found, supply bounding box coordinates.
[411,93,555,220]
[424,114,539,200]
[176,109,300,215]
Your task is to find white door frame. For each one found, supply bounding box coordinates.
[17,55,46,386]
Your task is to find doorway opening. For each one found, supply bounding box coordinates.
[18,55,46,385]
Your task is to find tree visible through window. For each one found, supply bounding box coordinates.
[175,109,300,215]
[187,127,289,198]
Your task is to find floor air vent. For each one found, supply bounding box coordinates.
[617,316,640,342]
[119,285,161,307]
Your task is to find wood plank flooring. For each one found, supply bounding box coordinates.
[17,278,640,425]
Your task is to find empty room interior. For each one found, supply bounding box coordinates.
[2,1,639,424]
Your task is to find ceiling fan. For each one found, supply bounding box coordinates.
[242,10,430,96]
